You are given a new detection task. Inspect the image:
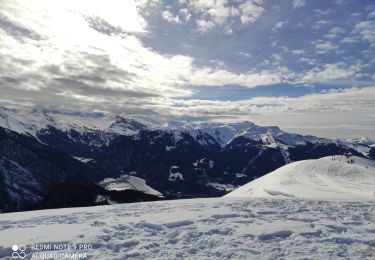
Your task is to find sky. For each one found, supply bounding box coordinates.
[0,0,374,139]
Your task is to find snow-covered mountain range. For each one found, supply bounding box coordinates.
[2,106,373,151]
[0,106,374,212]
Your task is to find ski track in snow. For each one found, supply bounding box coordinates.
[0,197,374,259]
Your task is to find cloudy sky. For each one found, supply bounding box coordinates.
[0,0,375,139]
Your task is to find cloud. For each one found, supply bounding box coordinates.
[0,16,43,41]
[312,20,330,30]
[292,0,306,9]
[239,1,265,24]
[0,1,189,108]
[238,52,253,59]
[324,27,346,39]
[272,21,286,32]
[169,86,375,118]
[162,10,181,24]
[196,19,215,32]
[341,36,358,44]
[314,9,333,17]
[314,41,339,54]
[300,63,361,82]
[367,10,375,19]
[291,49,305,55]
[0,0,298,116]
[156,0,265,32]
[353,21,375,47]
[179,8,192,22]
[187,67,292,88]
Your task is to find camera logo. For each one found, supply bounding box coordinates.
[12,244,26,259]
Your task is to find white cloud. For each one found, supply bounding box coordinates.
[367,10,375,19]
[196,19,215,32]
[238,52,253,59]
[324,27,346,39]
[312,20,330,30]
[162,10,181,24]
[170,86,375,118]
[187,67,291,88]
[292,49,305,55]
[300,63,361,82]
[0,0,298,116]
[292,0,306,9]
[341,36,358,44]
[299,57,316,66]
[271,54,282,65]
[150,1,265,33]
[353,21,375,47]
[185,0,265,32]
[272,21,285,32]
[239,1,265,24]
[314,9,333,17]
[314,41,338,54]
[329,27,346,34]
[179,8,191,21]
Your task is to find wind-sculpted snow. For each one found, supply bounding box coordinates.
[226,156,375,200]
[0,198,374,259]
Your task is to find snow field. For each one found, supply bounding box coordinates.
[0,197,374,259]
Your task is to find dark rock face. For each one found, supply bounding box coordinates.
[0,128,161,213]
[288,143,363,161]
[369,147,375,160]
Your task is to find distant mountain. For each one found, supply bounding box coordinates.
[225,155,375,200]
[0,106,373,212]
[344,137,375,147]
[0,126,161,213]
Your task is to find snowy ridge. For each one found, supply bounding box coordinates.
[169,120,330,149]
[226,156,375,200]
[0,107,153,139]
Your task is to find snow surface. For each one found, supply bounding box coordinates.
[99,175,164,198]
[226,156,375,200]
[0,197,374,259]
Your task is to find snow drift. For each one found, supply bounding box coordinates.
[226,156,375,200]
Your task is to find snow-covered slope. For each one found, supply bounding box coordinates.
[99,175,164,198]
[0,197,374,259]
[226,156,375,200]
